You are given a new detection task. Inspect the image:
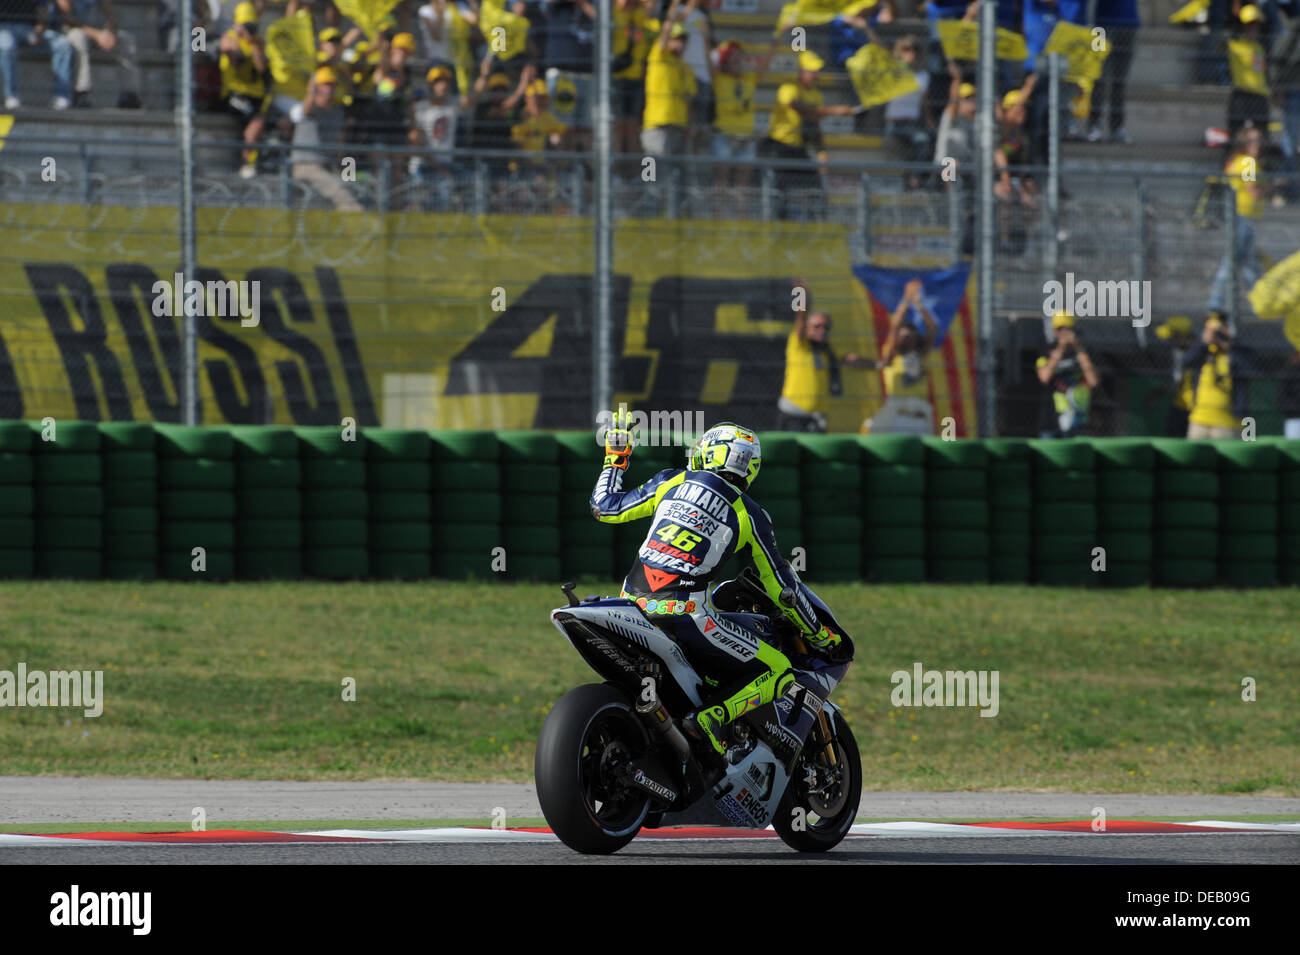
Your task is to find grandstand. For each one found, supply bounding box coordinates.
[3,1,1280,170]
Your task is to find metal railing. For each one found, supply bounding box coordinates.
[4,132,1299,436]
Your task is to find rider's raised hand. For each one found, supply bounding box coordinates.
[604,405,639,469]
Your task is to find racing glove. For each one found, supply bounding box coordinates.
[807,623,842,652]
[603,406,638,470]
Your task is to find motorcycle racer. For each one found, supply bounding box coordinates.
[590,410,843,758]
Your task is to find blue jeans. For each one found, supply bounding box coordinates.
[0,23,74,100]
[1207,216,1261,314]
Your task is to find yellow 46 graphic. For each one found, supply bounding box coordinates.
[654,523,703,552]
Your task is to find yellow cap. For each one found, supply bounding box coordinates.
[1051,311,1075,329]
[318,27,342,43]
[526,78,548,97]
[234,2,257,25]
[313,66,339,86]
[1239,4,1262,23]
[391,32,416,53]
[1002,90,1021,110]
[959,82,976,99]
[798,50,824,73]
[1205,313,1226,329]
[1155,316,1192,339]
[486,72,511,90]
[426,65,452,84]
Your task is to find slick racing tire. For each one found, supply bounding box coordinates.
[773,710,862,853]
[535,683,652,855]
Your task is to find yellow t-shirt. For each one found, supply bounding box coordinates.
[220,32,266,99]
[714,72,760,137]
[1189,348,1238,429]
[1228,38,1268,95]
[780,330,830,414]
[768,82,821,148]
[512,111,567,154]
[882,351,929,399]
[1225,154,1263,219]
[614,8,653,81]
[643,43,696,130]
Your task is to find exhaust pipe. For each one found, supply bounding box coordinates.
[636,697,692,764]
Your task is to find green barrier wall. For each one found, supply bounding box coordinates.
[0,422,1297,587]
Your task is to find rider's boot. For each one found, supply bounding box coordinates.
[683,663,795,757]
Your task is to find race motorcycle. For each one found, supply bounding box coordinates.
[535,566,860,855]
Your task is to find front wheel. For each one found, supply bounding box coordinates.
[535,683,653,854]
[772,710,862,852]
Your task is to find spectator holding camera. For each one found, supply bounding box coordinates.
[1185,313,1256,439]
[1036,311,1099,437]
[219,2,269,178]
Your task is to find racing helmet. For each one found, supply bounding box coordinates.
[688,422,761,491]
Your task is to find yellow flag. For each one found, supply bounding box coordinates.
[333,0,403,41]
[266,10,317,101]
[846,44,919,109]
[774,0,877,36]
[1249,250,1300,350]
[448,3,475,95]
[936,20,1029,63]
[1169,0,1211,23]
[1043,21,1110,85]
[1228,38,1269,95]
[479,0,529,61]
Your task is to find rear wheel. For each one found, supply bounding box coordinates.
[772,711,862,852]
[535,683,652,854]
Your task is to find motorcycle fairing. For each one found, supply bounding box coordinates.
[713,746,789,829]
[551,599,705,708]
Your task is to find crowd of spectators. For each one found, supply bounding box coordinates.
[0,0,140,108]
[0,3,1294,192]
[6,1,1300,235]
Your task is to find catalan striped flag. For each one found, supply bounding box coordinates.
[850,263,979,436]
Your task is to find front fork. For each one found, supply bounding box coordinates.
[790,634,847,768]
